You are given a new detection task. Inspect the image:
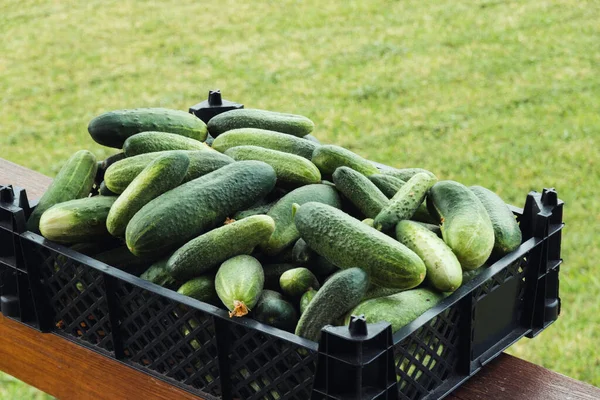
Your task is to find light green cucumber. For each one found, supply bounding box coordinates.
[263,263,297,290]
[380,167,437,182]
[311,145,380,177]
[332,166,389,218]
[215,255,264,317]
[207,108,314,137]
[279,267,320,297]
[123,131,212,156]
[178,275,218,305]
[299,288,318,314]
[212,128,318,159]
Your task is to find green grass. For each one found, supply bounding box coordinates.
[0,373,52,400]
[1,0,599,396]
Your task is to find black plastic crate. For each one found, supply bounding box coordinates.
[0,177,563,399]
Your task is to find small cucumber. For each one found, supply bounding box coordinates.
[299,288,318,314]
[380,167,437,182]
[373,172,437,231]
[177,275,218,305]
[279,267,320,297]
[167,215,275,281]
[123,131,211,156]
[261,184,341,255]
[27,150,98,233]
[396,220,462,292]
[106,152,190,237]
[469,185,522,257]
[263,263,297,290]
[207,108,314,137]
[212,128,318,159]
[311,145,379,177]
[332,166,389,218]
[295,268,369,341]
[428,181,495,270]
[39,196,116,244]
[291,238,339,277]
[140,258,178,288]
[224,145,321,187]
[215,255,264,317]
[254,290,298,332]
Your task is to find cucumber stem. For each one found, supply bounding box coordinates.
[229,300,250,317]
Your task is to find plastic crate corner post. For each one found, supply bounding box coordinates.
[312,315,398,400]
[188,89,244,124]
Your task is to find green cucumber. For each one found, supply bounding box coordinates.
[303,134,321,144]
[299,288,317,314]
[373,172,437,231]
[212,128,318,159]
[125,161,276,258]
[167,215,275,281]
[207,108,314,137]
[123,131,212,156]
[140,258,178,288]
[294,202,426,289]
[295,267,369,341]
[469,185,522,257]
[214,255,264,317]
[291,238,339,277]
[98,181,116,196]
[261,184,341,255]
[39,196,116,244]
[332,166,389,218]
[345,288,444,333]
[106,152,190,237]
[462,269,482,284]
[380,167,437,182]
[88,108,208,148]
[94,245,151,275]
[96,152,125,184]
[396,220,462,292]
[414,221,442,237]
[279,267,320,297]
[362,218,375,227]
[254,290,298,332]
[224,145,321,187]
[104,150,233,194]
[27,150,98,233]
[263,263,297,290]
[177,275,218,305]
[233,199,275,220]
[311,145,379,177]
[427,181,495,270]
[255,246,295,265]
[361,284,406,301]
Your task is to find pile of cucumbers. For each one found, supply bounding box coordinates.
[28,106,522,342]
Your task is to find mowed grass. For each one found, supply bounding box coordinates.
[1,0,599,396]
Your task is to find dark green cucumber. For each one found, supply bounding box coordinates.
[263,263,297,290]
[345,288,444,333]
[295,267,369,341]
[88,108,208,148]
[106,152,190,237]
[167,215,275,281]
[94,245,151,275]
[140,258,178,288]
[428,181,495,270]
[254,290,298,332]
[469,185,522,257]
[98,181,116,196]
[177,275,218,305]
[294,202,426,289]
[373,172,437,231]
[332,166,389,218]
[126,161,276,258]
[104,150,233,194]
[261,184,341,255]
[224,145,321,186]
[233,199,275,220]
[212,128,318,159]
[361,284,406,301]
[299,288,317,314]
[303,134,321,144]
[396,220,462,292]
[27,150,98,233]
[96,152,125,184]
[311,145,380,177]
[39,196,116,244]
[207,108,314,137]
[279,267,320,297]
[123,131,212,156]
[291,238,339,277]
[380,167,437,182]
[215,255,264,317]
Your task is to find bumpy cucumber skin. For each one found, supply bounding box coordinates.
[294,202,426,289]
[299,288,318,314]
[167,215,275,281]
[380,167,437,182]
[279,267,320,297]
[396,220,462,292]
[212,128,318,159]
[104,150,233,194]
[27,150,98,233]
[39,196,116,244]
[215,255,264,316]
[177,275,218,305]
[106,152,190,237]
[261,184,341,255]
[295,267,369,341]
[469,185,522,257]
[254,290,298,332]
[88,108,208,148]
[311,145,380,177]
[140,258,178,288]
[207,108,314,137]
[427,180,495,270]
[123,131,210,156]
[345,288,444,333]
[125,161,277,258]
[224,145,321,186]
[333,166,389,218]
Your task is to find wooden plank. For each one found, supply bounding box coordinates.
[0,158,53,199]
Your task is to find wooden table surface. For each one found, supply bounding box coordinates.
[1,157,599,400]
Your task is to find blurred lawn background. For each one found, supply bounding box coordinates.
[1,0,599,397]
